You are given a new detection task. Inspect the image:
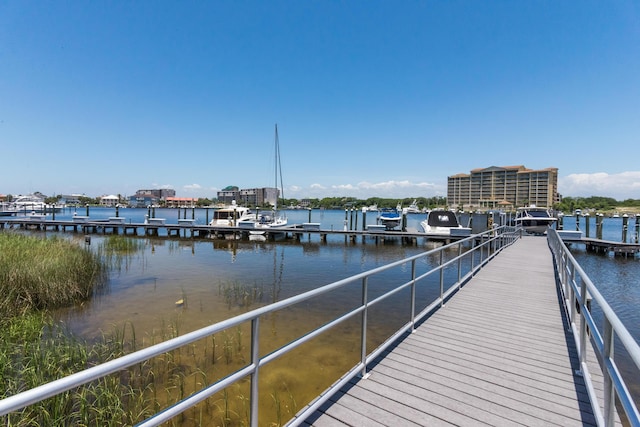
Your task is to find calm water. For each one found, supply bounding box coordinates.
[15,208,640,423]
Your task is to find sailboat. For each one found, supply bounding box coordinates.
[250,124,288,240]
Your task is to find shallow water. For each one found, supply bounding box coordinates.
[24,208,640,423]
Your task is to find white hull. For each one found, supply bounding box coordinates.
[514,206,557,235]
[420,210,471,237]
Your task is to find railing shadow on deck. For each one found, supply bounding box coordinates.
[548,229,640,427]
[0,226,521,427]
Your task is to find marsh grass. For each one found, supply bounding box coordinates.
[96,235,146,272]
[218,279,264,309]
[0,232,107,323]
[0,232,298,425]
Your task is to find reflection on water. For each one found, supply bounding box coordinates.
[53,233,439,425]
[42,211,639,424]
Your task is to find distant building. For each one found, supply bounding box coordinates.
[217,186,279,207]
[100,195,120,207]
[128,188,176,207]
[447,165,559,210]
[59,194,83,205]
[165,197,199,208]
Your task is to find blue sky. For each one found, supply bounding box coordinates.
[1,1,639,201]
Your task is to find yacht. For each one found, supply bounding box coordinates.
[403,199,421,214]
[209,201,256,227]
[11,194,47,213]
[514,205,557,235]
[420,210,471,237]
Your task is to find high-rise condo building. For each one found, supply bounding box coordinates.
[447,165,559,210]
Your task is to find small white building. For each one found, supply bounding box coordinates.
[100,195,120,207]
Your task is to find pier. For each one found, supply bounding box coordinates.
[299,235,613,426]
[558,230,640,257]
[0,227,637,426]
[0,216,473,244]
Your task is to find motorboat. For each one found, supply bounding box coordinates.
[209,201,256,227]
[403,199,421,214]
[420,210,471,237]
[378,208,402,230]
[514,205,557,235]
[11,194,47,213]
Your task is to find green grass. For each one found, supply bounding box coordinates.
[0,232,296,426]
[0,232,107,324]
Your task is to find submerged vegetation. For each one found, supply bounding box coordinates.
[0,232,301,425]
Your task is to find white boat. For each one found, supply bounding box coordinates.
[420,210,471,237]
[514,205,557,235]
[250,124,288,239]
[403,199,421,214]
[0,202,17,216]
[378,207,402,230]
[11,194,46,213]
[209,201,256,227]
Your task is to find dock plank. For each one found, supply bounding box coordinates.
[300,236,613,426]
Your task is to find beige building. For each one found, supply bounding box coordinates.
[447,165,559,210]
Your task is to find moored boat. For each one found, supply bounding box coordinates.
[514,205,557,235]
[209,201,256,227]
[378,208,402,230]
[249,124,288,240]
[403,199,421,214]
[420,210,471,237]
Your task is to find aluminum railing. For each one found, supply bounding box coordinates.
[0,226,520,426]
[548,229,640,427]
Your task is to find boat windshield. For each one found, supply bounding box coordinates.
[526,210,551,218]
[428,211,459,227]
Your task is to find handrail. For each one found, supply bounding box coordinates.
[547,229,640,427]
[0,226,521,426]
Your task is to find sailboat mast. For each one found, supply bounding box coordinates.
[274,124,284,209]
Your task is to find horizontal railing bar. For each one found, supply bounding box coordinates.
[0,227,518,423]
[548,229,640,427]
[137,364,257,427]
[261,305,366,367]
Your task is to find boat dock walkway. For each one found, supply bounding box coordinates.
[558,230,640,256]
[300,236,616,426]
[0,217,466,243]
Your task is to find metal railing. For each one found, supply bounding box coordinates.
[548,229,640,427]
[0,226,520,426]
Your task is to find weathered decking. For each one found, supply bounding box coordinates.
[302,236,611,426]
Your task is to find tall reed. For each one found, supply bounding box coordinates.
[0,232,106,324]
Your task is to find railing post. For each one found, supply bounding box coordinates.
[470,237,476,273]
[439,250,444,307]
[250,317,260,427]
[457,242,462,288]
[579,277,588,368]
[411,260,417,331]
[603,318,615,427]
[569,258,577,328]
[360,277,369,378]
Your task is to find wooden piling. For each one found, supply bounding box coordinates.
[596,214,603,240]
[584,214,590,237]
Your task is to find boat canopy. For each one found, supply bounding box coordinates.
[427,210,460,227]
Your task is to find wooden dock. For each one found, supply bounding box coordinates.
[300,236,616,426]
[557,230,640,256]
[0,217,469,244]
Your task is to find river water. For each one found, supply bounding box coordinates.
[16,207,640,423]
